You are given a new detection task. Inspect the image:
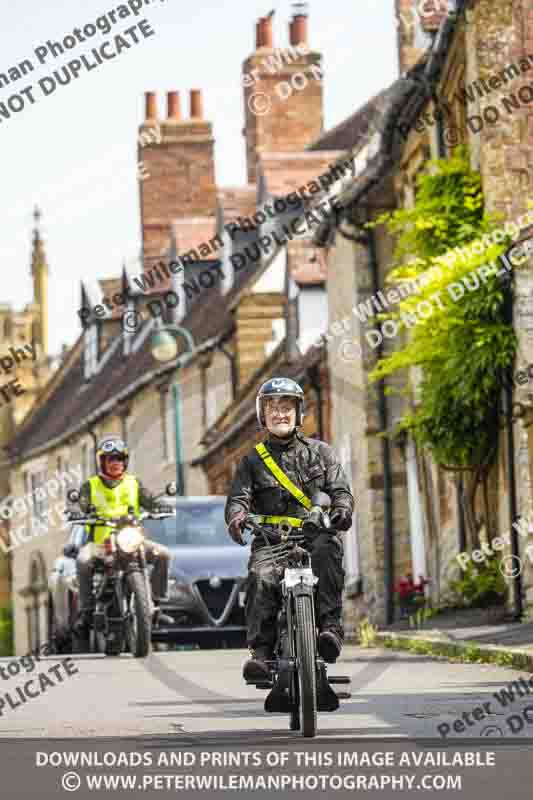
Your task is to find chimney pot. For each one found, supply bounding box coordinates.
[291,14,308,46]
[262,16,273,48]
[256,18,265,49]
[190,89,203,119]
[145,91,157,121]
[167,91,181,120]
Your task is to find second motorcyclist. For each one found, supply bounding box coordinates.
[74,435,172,635]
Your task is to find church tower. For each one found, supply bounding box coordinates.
[30,207,49,355]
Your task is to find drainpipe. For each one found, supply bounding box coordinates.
[457,476,467,553]
[433,92,446,159]
[307,365,324,440]
[87,426,98,472]
[337,220,395,625]
[219,344,238,400]
[502,271,522,619]
[367,227,395,625]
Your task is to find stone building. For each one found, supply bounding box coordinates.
[0,208,51,610]
[314,0,533,627]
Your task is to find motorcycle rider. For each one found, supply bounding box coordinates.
[74,435,172,634]
[225,377,354,682]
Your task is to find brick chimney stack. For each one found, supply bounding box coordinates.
[395,0,449,74]
[138,89,216,261]
[242,7,323,183]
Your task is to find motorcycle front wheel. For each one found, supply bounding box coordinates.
[295,594,317,738]
[125,571,152,658]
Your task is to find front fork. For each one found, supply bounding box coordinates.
[279,584,317,694]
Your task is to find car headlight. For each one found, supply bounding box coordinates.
[116,526,144,554]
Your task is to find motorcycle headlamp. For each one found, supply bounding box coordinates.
[116,527,144,554]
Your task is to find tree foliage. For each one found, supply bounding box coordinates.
[368,146,517,468]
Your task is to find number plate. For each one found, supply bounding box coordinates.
[283,567,318,589]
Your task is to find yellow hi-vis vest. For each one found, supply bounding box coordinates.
[87,474,140,545]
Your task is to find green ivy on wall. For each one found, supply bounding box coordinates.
[367,145,517,470]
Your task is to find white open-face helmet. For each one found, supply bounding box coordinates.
[256,377,305,428]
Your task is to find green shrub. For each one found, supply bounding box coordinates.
[358,618,378,647]
[450,556,507,608]
[0,606,13,657]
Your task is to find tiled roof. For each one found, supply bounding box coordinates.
[8,237,264,462]
[258,151,347,198]
[306,88,389,152]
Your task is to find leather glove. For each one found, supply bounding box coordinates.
[228,510,247,545]
[330,508,352,531]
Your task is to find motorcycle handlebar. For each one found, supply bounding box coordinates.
[66,510,176,526]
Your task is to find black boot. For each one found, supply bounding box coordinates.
[318,628,343,663]
[243,646,273,682]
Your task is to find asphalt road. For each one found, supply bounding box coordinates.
[2,644,533,741]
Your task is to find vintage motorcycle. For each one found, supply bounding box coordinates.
[243,492,351,738]
[64,484,176,658]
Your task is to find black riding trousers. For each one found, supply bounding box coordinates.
[245,531,345,651]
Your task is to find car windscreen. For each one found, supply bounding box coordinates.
[142,503,230,547]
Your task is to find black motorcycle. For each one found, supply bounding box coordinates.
[243,492,351,738]
[65,485,176,658]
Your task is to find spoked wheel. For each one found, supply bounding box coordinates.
[290,707,300,731]
[125,572,152,658]
[280,632,300,731]
[295,595,317,738]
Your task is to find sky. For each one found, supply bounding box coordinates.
[1,0,398,355]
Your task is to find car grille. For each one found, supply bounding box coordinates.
[195,579,235,619]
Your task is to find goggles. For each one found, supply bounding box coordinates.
[100,440,128,454]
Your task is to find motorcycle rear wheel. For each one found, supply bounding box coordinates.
[295,595,317,738]
[126,571,152,658]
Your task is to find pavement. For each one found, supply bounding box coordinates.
[377,607,533,670]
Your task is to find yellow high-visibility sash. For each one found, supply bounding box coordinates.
[255,442,312,510]
[254,515,304,528]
